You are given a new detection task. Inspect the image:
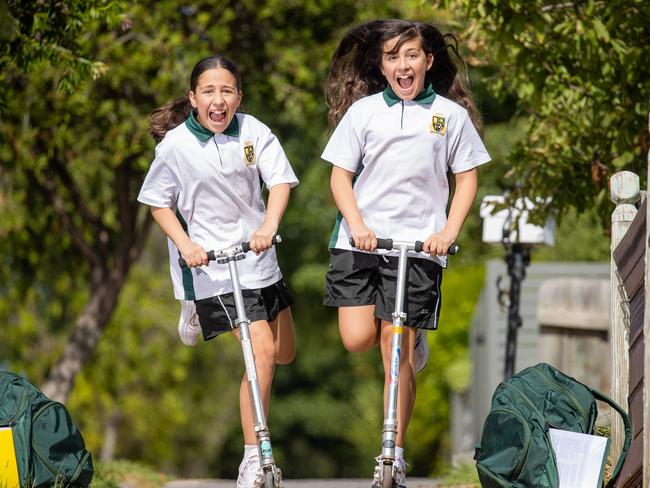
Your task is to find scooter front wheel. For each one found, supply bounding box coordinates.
[264,469,274,488]
[382,462,393,488]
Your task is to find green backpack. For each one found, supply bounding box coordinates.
[0,371,93,488]
[475,363,632,488]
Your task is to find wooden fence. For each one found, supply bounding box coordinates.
[609,115,650,488]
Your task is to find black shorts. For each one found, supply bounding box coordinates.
[195,280,293,341]
[323,249,443,330]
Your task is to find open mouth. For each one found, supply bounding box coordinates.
[397,75,414,90]
[209,109,227,124]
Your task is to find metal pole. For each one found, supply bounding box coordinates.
[503,243,530,379]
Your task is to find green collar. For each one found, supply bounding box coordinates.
[185,110,240,141]
[383,83,436,107]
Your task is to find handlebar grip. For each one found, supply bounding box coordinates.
[375,238,393,250]
[448,243,459,255]
[348,237,394,250]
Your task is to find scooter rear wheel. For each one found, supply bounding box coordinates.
[382,462,393,488]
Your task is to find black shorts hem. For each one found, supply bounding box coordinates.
[196,280,293,341]
[373,308,439,330]
[323,297,376,307]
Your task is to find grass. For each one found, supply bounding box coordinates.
[595,425,613,485]
[436,463,480,488]
[91,460,171,488]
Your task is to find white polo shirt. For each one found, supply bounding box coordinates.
[138,111,299,300]
[321,85,490,266]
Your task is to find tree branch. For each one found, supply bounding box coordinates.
[53,149,108,244]
[27,170,103,269]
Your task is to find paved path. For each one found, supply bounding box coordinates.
[166,478,441,488]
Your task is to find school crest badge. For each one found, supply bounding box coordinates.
[430,113,447,136]
[243,141,256,166]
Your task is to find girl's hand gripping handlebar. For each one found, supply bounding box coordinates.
[178,235,282,268]
[349,237,459,255]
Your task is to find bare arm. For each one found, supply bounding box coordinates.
[424,167,478,256]
[249,183,291,253]
[330,166,376,251]
[150,206,208,267]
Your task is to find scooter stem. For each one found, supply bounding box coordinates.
[381,244,409,460]
[227,258,275,465]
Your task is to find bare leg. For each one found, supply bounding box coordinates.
[269,307,295,365]
[380,321,417,447]
[233,321,277,445]
[338,305,381,352]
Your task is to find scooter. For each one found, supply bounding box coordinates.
[180,235,284,488]
[350,237,458,488]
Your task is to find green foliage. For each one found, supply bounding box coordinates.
[0,0,122,108]
[533,207,610,262]
[68,231,242,476]
[408,264,484,476]
[446,0,650,226]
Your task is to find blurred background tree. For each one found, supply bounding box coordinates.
[0,0,641,481]
[444,0,650,227]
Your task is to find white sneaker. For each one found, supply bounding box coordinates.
[237,450,261,488]
[414,328,429,374]
[178,300,201,346]
[394,456,407,488]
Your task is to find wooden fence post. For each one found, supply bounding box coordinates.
[609,170,640,458]
[643,116,650,486]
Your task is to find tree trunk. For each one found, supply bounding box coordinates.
[100,410,122,462]
[41,268,127,403]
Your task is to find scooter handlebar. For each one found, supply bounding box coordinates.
[349,237,459,255]
[179,234,282,268]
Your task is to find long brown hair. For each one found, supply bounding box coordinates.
[325,19,482,133]
[149,55,243,143]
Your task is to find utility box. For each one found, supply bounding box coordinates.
[480,195,556,246]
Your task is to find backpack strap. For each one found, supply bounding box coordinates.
[588,387,632,487]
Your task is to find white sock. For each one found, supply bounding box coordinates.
[244,444,257,457]
[395,446,404,460]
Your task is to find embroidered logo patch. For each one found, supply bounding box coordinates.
[430,113,447,136]
[243,141,256,165]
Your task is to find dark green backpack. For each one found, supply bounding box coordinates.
[0,371,93,488]
[475,363,632,488]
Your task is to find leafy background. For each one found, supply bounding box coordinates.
[0,0,646,479]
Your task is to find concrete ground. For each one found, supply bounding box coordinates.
[166,478,442,488]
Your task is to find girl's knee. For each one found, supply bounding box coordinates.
[255,342,277,373]
[339,315,379,352]
[248,322,277,370]
[341,333,375,352]
[275,342,295,365]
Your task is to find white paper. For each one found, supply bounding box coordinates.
[549,428,610,488]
